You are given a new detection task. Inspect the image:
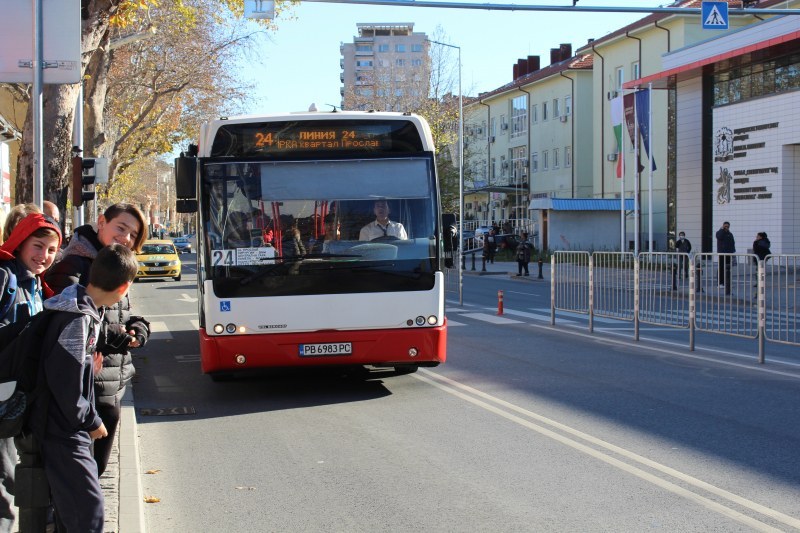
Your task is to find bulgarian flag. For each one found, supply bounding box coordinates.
[610,95,624,178]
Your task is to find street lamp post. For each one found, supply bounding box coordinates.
[428,38,463,305]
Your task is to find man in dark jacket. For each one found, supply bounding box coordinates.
[716,221,736,294]
[675,231,692,279]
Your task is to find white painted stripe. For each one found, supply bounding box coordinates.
[501,308,576,325]
[445,319,466,327]
[462,313,522,325]
[416,370,796,531]
[148,321,173,341]
[190,319,199,330]
[175,355,200,363]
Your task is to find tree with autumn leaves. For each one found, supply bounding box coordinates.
[9,0,295,217]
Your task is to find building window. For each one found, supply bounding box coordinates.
[356,60,373,68]
[543,150,549,171]
[411,59,422,66]
[490,117,496,137]
[395,44,406,53]
[396,59,406,67]
[511,95,528,138]
[356,45,373,53]
[512,146,527,184]
[565,146,572,168]
[500,115,507,134]
[552,148,560,169]
[565,95,572,115]
[378,44,389,52]
[713,53,800,106]
[411,44,423,52]
[531,104,538,123]
[553,98,561,118]
[490,157,496,180]
[632,61,640,81]
[531,152,538,173]
[394,89,404,97]
[542,101,548,121]
[616,67,624,90]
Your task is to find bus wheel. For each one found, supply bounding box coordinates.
[393,365,418,375]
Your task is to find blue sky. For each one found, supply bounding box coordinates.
[242,0,669,114]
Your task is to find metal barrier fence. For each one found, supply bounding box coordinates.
[550,252,800,362]
[764,254,800,346]
[551,251,590,325]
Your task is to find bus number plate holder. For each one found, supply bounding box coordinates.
[299,343,352,357]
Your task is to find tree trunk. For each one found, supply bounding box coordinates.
[15,0,119,216]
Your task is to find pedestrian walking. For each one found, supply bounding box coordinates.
[716,221,735,294]
[45,203,150,477]
[515,232,533,276]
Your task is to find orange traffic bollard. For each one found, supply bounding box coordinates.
[497,290,504,316]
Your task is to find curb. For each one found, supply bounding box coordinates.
[118,386,146,533]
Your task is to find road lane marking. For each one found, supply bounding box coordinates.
[415,369,798,531]
[446,320,466,327]
[497,308,576,325]
[462,313,522,325]
[148,321,173,341]
[190,320,199,330]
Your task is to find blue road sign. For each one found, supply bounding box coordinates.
[702,1,729,30]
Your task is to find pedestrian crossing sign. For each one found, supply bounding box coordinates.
[702,1,729,30]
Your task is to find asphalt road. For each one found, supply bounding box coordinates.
[130,256,800,532]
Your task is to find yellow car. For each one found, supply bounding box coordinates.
[136,239,182,281]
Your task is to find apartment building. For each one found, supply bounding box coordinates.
[340,23,429,111]
[465,0,796,253]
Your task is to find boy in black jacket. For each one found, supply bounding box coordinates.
[30,243,138,533]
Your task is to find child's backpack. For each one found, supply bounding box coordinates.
[0,309,56,438]
[0,270,18,321]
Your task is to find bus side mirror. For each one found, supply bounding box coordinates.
[175,156,197,202]
[441,213,457,268]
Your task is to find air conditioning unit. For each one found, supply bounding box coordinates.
[606,153,618,162]
[607,91,619,100]
[500,123,508,130]
[489,136,495,143]
[559,116,568,123]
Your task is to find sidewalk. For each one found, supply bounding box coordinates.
[100,386,145,533]
[460,256,550,280]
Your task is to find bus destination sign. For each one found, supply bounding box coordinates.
[210,119,424,157]
[253,128,388,151]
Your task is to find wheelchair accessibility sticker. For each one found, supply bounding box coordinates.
[220,301,231,312]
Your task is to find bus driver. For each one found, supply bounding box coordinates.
[359,200,408,241]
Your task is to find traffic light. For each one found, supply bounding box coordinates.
[71,156,97,206]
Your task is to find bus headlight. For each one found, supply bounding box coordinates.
[213,324,224,334]
[238,325,246,333]
[415,316,425,326]
[427,315,438,325]
[226,323,236,333]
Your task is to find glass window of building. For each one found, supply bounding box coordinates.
[565,146,572,168]
[616,67,624,90]
[511,95,528,138]
[553,98,561,118]
[395,44,406,53]
[531,152,538,173]
[411,44,423,52]
[543,150,549,170]
[490,117,496,137]
[632,61,640,81]
[565,95,572,115]
[542,101,548,121]
[396,59,406,66]
[378,44,389,52]
[356,45,373,53]
[552,148,560,169]
[531,104,538,123]
[411,59,422,66]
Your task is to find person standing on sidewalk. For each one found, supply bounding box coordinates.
[675,231,692,279]
[515,232,533,277]
[45,203,150,478]
[483,228,497,264]
[716,221,736,294]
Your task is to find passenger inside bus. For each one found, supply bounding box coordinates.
[359,200,408,241]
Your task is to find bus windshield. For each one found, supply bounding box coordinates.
[201,156,439,297]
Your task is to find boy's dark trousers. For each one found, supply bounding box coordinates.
[93,396,120,476]
[40,434,104,533]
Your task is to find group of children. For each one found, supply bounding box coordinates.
[0,202,149,533]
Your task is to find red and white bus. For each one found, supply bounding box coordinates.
[175,111,455,379]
